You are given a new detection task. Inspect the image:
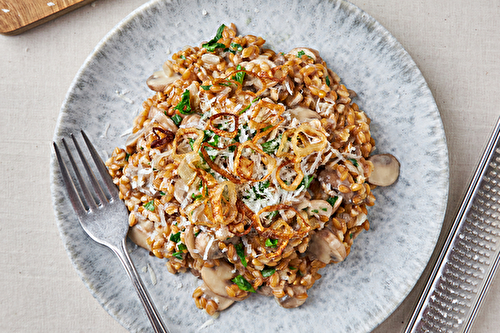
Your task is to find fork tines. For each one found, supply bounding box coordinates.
[53,130,118,214]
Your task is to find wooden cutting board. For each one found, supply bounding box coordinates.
[0,0,95,35]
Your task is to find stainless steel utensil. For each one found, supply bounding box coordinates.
[53,130,170,333]
[405,117,500,333]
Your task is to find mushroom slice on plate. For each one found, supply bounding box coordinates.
[306,228,347,264]
[200,261,249,301]
[367,153,400,186]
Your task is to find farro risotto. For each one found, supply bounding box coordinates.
[105,23,398,315]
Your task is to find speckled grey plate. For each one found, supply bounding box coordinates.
[50,0,449,332]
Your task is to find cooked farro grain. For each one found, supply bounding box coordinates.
[105,23,391,315]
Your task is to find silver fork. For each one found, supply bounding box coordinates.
[53,130,170,333]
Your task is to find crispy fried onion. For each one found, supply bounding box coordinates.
[253,204,310,239]
[151,127,175,148]
[200,142,242,184]
[208,112,239,138]
[172,128,204,160]
[185,181,238,227]
[290,123,328,158]
[232,200,255,237]
[248,99,285,131]
[276,159,304,191]
[234,141,276,182]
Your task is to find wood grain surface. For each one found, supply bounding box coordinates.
[0,0,94,35]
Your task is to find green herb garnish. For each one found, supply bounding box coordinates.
[265,238,278,248]
[180,55,186,60]
[238,97,260,115]
[261,267,276,278]
[327,196,339,207]
[171,113,182,126]
[230,43,243,52]
[300,175,314,189]
[297,50,305,58]
[159,191,166,196]
[311,209,319,213]
[125,153,130,162]
[172,251,183,260]
[201,85,212,90]
[232,64,245,85]
[326,75,331,86]
[261,139,279,154]
[143,200,155,212]
[191,193,203,201]
[173,89,193,114]
[321,207,327,211]
[349,158,359,167]
[235,243,247,267]
[231,275,255,293]
[177,243,187,251]
[169,232,181,243]
[202,24,226,52]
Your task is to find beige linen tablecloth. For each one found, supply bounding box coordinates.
[1,0,499,331]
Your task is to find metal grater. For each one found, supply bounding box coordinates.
[405,117,500,333]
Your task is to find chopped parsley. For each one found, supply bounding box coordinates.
[159,191,166,196]
[143,200,155,212]
[172,251,183,260]
[171,113,182,126]
[180,55,186,60]
[311,209,319,213]
[238,97,260,115]
[327,196,339,207]
[297,50,305,58]
[173,89,193,114]
[231,275,255,293]
[169,231,181,243]
[321,207,328,211]
[265,238,278,248]
[202,24,226,52]
[230,43,244,52]
[188,138,195,150]
[232,64,245,85]
[300,175,314,189]
[125,153,130,162]
[235,243,247,267]
[349,158,359,167]
[200,85,212,90]
[326,75,331,86]
[261,267,276,278]
[191,193,203,201]
[177,243,187,251]
[261,138,280,154]
[350,233,354,239]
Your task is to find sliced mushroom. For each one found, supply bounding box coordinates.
[173,178,188,203]
[199,283,234,311]
[275,286,308,308]
[307,229,347,264]
[128,218,154,251]
[318,166,354,202]
[288,106,321,123]
[257,285,273,297]
[201,261,249,301]
[367,154,400,186]
[195,232,223,260]
[288,47,322,62]
[184,225,200,259]
[146,69,181,92]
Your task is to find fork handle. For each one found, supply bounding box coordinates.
[112,239,171,333]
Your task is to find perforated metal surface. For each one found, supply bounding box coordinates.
[406,118,500,333]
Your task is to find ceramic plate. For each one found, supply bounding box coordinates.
[51,0,449,332]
